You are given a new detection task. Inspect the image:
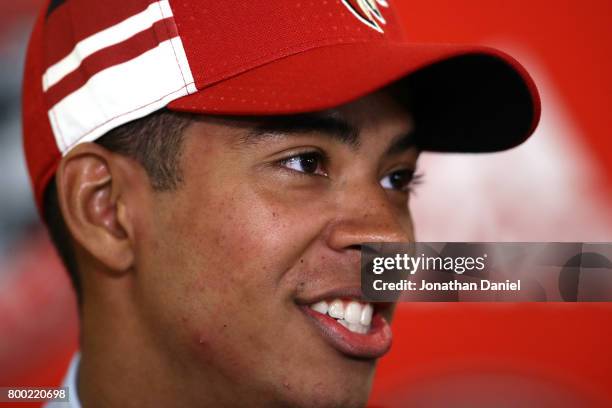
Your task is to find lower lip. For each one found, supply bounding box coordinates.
[300,305,392,359]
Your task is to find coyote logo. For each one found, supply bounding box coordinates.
[341,0,389,33]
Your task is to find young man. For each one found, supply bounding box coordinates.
[22,0,539,406]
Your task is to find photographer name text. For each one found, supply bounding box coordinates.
[372,279,521,291]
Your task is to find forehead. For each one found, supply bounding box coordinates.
[187,88,414,150]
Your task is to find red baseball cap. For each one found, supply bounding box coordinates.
[22,0,540,213]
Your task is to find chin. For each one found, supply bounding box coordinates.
[272,364,375,408]
[278,391,371,408]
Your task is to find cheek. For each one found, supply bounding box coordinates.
[183,187,325,286]
[141,184,329,361]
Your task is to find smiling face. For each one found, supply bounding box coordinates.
[126,90,419,407]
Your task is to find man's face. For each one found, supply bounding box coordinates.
[135,90,419,407]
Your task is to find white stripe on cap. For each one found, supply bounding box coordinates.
[48,37,196,153]
[42,0,174,92]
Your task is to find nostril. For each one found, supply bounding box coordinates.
[347,244,361,251]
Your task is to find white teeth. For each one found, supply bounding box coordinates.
[348,322,362,333]
[345,301,362,324]
[328,299,345,319]
[360,304,373,326]
[338,319,369,334]
[309,298,373,334]
[310,301,329,315]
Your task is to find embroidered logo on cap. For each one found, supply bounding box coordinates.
[341,0,389,33]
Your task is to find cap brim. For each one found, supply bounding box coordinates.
[168,42,540,152]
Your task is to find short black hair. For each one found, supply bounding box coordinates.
[43,109,193,304]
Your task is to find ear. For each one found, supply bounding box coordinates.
[55,143,137,274]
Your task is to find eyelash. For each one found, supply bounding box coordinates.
[389,171,424,194]
[276,151,424,193]
[277,150,329,177]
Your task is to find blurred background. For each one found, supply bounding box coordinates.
[0,0,611,407]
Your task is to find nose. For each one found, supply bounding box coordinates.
[325,184,414,252]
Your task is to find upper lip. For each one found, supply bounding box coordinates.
[294,286,366,306]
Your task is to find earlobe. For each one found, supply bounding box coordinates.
[56,143,135,274]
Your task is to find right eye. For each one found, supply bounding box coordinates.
[278,152,328,176]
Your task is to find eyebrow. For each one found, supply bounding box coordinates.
[241,112,361,149]
[238,111,416,155]
[385,131,417,156]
